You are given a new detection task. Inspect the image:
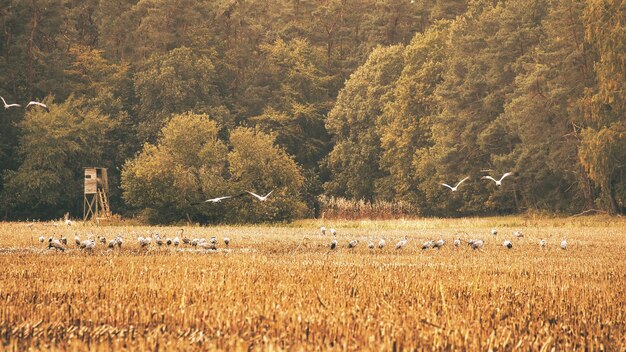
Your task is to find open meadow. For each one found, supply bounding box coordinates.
[0,216,624,350]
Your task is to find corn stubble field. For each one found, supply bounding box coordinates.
[0,217,624,351]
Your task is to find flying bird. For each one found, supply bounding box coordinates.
[25,101,50,112]
[441,176,470,192]
[191,196,235,205]
[1,96,21,109]
[246,190,274,202]
[481,172,515,186]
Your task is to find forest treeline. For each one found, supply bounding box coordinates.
[0,0,624,222]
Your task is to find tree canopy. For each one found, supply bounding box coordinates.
[1,0,624,221]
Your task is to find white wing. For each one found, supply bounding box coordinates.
[262,190,274,198]
[455,176,470,188]
[441,183,454,190]
[482,176,498,183]
[246,191,263,200]
[207,196,231,202]
[26,101,49,111]
[498,172,515,182]
[0,96,20,108]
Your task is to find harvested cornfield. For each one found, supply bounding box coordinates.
[0,216,624,350]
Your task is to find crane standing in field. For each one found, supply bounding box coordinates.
[396,236,408,250]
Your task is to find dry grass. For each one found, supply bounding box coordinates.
[318,195,418,220]
[0,216,624,350]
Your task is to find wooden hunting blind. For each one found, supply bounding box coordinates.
[83,167,111,221]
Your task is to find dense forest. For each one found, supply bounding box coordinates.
[0,0,624,222]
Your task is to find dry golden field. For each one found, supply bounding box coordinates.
[0,216,624,351]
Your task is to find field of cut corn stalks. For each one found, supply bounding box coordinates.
[0,216,624,350]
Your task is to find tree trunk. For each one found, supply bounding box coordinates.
[578,164,594,210]
[606,180,619,215]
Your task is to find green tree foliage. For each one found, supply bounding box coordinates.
[133,47,228,142]
[1,96,116,218]
[227,127,307,222]
[580,0,626,214]
[2,0,624,220]
[498,0,595,213]
[325,45,405,200]
[247,39,331,168]
[378,22,451,210]
[122,114,306,223]
[425,0,548,214]
[122,112,229,223]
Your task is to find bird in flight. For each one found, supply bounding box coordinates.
[190,192,246,205]
[441,176,470,192]
[481,172,515,186]
[1,96,21,109]
[26,101,50,112]
[191,196,233,205]
[246,190,274,202]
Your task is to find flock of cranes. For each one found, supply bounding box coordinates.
[40,229,231,252]
[1,96,49,112]
[441,172,516,191]
[322,226,568,251]
[190,190,274,205]
[37,218,570,253]
[187,170,516,207]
